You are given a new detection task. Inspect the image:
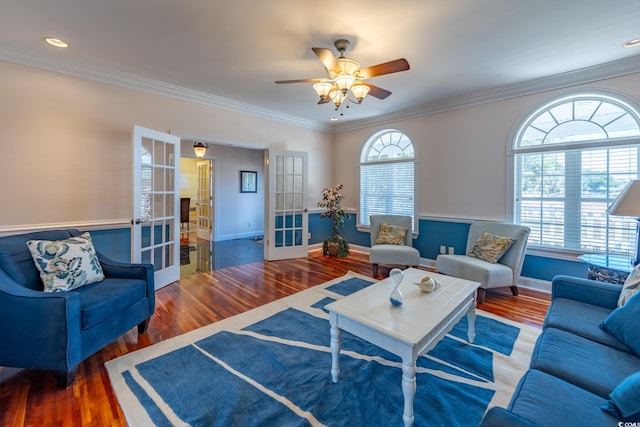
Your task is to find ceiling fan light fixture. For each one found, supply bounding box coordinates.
[336,57,360,75]
[351,83,370,103]
[313,82,333,100]
[194,141,208,158]
[275,39,410,117]
[330,90,345,109]
[334,74,355,93]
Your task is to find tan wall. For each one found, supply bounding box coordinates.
[0,60,333,230]
[333,73,640,222]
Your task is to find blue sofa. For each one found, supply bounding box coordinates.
[0,229,154,387]
[481,275,640,426]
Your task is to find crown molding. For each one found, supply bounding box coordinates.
[0,43,332,133]
[333,54,640,133]
[2,42,639,135]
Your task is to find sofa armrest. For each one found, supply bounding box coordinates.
[97,253,155,317]
[480,407,541,427]
[0,269,82,371]
[97,252,152,282]
[551,275,621,309]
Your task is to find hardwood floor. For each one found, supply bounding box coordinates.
[0,250,550,427]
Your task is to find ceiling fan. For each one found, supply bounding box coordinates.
[275,39,410,113]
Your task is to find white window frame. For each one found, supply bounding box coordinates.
[358,129,417,233]
[507,91,640,259]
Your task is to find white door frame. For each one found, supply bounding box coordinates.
[131,125,181,290]
[264,150,308,261]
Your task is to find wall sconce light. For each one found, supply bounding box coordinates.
[194,141,208,158]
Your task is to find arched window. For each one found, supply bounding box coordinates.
[359,130,416,230]
[512,93,640,256]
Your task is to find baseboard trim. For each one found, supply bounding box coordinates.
[0,367,22,383]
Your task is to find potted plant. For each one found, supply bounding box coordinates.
[317,184,350,257]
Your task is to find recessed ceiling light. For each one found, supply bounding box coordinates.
[45,37,69,48]
[622,38,640,48]
[330,117,338,121]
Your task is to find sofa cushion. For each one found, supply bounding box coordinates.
[468,231,514,263]
[369,244,420,266]
[530,327,640,398]
[375,223,408,245]
[435,254,512,288]
[77,278,148,329]
[544,297,631,352]
[601,291,640,357]
[27,232,105,292]
[602,371,640,422]
[619,263,640,306]
[507,369,615,427]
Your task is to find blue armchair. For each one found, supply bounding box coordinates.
[0,229,154,387]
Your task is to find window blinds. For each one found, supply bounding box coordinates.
[359,161,415,230]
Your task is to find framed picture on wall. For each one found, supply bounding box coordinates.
[240,170,257,193]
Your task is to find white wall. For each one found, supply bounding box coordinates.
[0,60,333,230]
[180,143,265,239]
[333,73,640,221]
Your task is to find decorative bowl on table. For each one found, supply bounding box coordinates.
[414,276,441,293]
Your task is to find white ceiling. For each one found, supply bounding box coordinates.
[2,0,640,131]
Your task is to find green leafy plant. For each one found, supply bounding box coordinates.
[318,184,350,257]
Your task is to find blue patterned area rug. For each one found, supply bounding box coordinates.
[106,271,540,426]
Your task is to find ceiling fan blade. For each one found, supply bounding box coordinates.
[361,82,392,99]
[312,47,340,74]
[275,78,325,84]
[357,58,410,79]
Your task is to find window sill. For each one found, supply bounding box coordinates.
[525,246,587,262]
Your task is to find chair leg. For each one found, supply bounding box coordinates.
[138,319,150,334]
[476,288,487,304]
[372,264,378,276]
[510,286,519,296]
[56,367,77,388]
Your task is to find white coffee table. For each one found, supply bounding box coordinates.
[326,268,479,427]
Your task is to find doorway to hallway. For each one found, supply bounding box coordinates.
[179,231,264,276]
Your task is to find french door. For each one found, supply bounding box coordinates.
[265,151,308,261]
[131,125,180,290]
[196,159,214,241]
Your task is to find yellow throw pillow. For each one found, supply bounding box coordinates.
[467,231,515,263]
[375,223,408,245]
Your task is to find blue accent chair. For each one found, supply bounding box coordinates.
[0,229,155,387]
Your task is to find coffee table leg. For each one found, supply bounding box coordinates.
[467,300,477,344]
[401,359,416,426]
[330,322,341,383]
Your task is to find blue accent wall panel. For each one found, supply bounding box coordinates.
[414,220,470,259]
[309,216,589,283]
[90,227,131,262]
[87,217,589,284]
[521,254,589,282]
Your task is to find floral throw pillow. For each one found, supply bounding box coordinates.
[27,232,105,292]
[619,263,640,307]
[375,223,408,245]
[467,231,515,263]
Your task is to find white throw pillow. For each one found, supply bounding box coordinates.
[27,232,105,292]
[619,263,640,307]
